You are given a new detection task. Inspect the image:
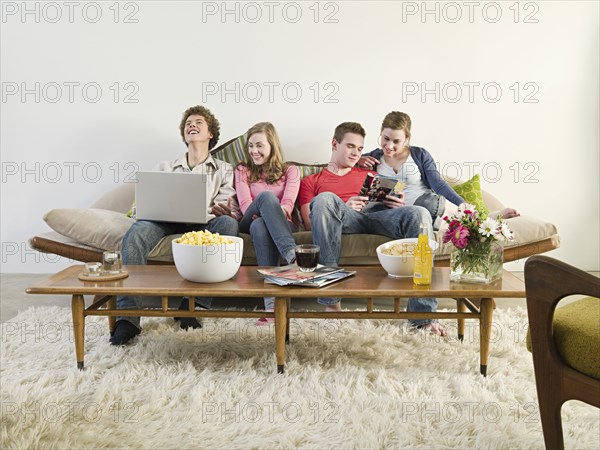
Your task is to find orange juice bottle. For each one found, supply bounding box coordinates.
[413,223,433,285]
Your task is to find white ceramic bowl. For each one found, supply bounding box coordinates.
[172,236,243,283]
[376,238,439,278]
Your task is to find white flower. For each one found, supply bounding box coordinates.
[479,218,499,237]
[500,222,514,241]
[458,203,476,213]
[455,203,478,222]
[454,210,465,221]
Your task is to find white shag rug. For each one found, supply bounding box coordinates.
[1,306,598,450]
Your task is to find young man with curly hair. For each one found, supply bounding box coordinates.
[111,105,240,345]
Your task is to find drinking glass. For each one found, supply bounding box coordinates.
[102,250,123,274]
[295,244,320,272]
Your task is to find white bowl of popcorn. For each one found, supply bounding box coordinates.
[376,238,438,278]
[172,231,244,283]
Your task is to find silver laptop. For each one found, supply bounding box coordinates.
[135,171,210,223]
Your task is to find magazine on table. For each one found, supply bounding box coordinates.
[257,264,356,287]
[359,173,405,202]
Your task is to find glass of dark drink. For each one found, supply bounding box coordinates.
[295,244,320,272]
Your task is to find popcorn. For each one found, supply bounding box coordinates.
[381,242,417,257]
[176,230,234,246]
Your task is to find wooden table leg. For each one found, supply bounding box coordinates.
[108,296,116,336]
[71,294,85,370]
[275,297,288,374]
[479,297,494,376]
[285,298,291,344]
[457,299,467,342]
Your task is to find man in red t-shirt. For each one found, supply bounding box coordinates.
[298,122,446,336]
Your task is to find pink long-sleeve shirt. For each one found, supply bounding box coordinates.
[234,165,301,217]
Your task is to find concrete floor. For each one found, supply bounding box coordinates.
[1,271,538,322]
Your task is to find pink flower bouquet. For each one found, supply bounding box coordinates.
[443,204,514,283]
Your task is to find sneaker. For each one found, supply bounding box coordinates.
[109,320,141,345]
[175,298,202,330]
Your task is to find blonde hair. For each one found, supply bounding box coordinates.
[381,111,412,143]
[240,122,287,184]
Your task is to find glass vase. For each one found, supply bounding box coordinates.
[450,241,504,284]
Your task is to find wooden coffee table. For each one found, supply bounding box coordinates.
[26,265,525,376]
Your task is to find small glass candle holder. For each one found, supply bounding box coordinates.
[102,250,123,274]
[83,262,102,277]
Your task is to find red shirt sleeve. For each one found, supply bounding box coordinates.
[298,173,317,207]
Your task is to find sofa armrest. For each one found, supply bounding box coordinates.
[29,232,104,263]
[481,190,505,213]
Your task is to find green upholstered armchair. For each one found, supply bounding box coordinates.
[524,255,600,450]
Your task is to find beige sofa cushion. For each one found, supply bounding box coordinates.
[42,194,557,266]
[145,214,558,265]
[90,183,135,214]
[147,232,394,265]
[44,208,134,251]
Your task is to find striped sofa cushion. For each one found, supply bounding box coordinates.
[211,134,247,168]
[211,136,325,178]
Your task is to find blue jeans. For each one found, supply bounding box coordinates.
[240,191,296,310]
[414,192,446,228]
[117,215,239,329]
[309,192,437,326]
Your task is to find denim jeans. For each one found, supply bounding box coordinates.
[116,215,239,329]
[239,191,296,310]
[414,192,446,226]
[309,192,437,326]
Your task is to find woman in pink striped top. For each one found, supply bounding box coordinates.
[235,122,301,324]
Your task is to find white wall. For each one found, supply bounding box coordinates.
[1,1,598,273]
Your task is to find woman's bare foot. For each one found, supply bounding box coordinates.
[325,303,342,312]
[255,309,274,326]
[255,317,275,326]
[420,322,448,337]
[490,208,520,220]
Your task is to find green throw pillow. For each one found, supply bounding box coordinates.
[452,174,489,217]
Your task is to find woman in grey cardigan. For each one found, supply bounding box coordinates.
[359,111,518,227]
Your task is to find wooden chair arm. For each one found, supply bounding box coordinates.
[524,255,600,406]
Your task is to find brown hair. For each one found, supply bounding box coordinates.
[179,105,220,150]
[239,122,288,185]
[380,111,411,141]
[333,122,366,143]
